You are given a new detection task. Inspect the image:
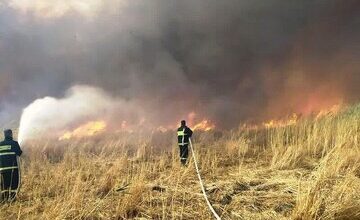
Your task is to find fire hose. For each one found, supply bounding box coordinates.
[16,157,21,196]
[189,138,221,220]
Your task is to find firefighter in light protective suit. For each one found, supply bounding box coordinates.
[0,129,22,202]
[177,120,193,165]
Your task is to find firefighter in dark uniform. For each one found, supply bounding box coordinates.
[0,129,22,202]
[177,120,193,165]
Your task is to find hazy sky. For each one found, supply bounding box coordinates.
[0,0,359,128]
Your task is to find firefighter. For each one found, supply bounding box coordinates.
[177,120,193,165]
[0,129,22,202]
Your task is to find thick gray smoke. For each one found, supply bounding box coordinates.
[0,0,359,130]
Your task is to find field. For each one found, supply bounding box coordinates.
[0,104,359,220]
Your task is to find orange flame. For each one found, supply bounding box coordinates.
[242,104,343,130]
[263,113,299,129]
[315,104,342,119]
[192,120,216,131]
[185,112,216,131]
[59,120,107,140]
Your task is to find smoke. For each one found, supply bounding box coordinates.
[0,0,359,130]
[18,85,141,143]
[9,0,103,18]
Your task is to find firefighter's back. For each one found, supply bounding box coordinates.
[0,139,20,172]
[0,129,22,202]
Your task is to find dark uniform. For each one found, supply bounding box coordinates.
[177,121,193,165]
[0,130,22,202]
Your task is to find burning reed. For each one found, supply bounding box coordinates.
[0,104,358,219]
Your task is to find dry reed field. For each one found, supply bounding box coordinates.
[0,104,359,220]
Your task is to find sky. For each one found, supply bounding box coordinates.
[0,0,359,129]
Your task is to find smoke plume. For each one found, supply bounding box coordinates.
[0,0,359,132]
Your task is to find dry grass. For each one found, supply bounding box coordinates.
[0,104,359,219]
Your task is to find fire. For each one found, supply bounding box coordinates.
[55,104,340,140]
[240,115,299,130]
[192,120,216,131]
[59,120,107,140]
[315,104,342,119]
[242,104,343,130]
[263,113,299,129]
[186,112,216,131]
